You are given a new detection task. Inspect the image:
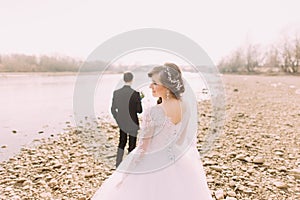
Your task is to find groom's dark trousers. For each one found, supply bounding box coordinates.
[111,85,142,168]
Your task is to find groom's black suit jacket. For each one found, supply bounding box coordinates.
[111,85,142,133]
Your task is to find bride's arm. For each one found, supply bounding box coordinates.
[133,108,154,163]
[137,109,153,149]
[116,108,154,187]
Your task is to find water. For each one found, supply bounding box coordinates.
[0,72,209,161]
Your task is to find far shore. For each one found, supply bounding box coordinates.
[1,71,300,77]
[0,71,121,76]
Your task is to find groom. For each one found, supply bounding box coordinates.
[111,72,143,168]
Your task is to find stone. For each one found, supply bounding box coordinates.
[289,168,300,179]
[207,178,214,183]
[23,185,31,190]
[253,156,264,164]
[278,166,287,172]
[48,179,58,188]
[236,154,246,161]
[215,189,224,200]
[226,197,237,200]
[11,196,21,200]
[229,181,236,187]
[244,157,252,162]
[274,151,284,156]
[227,191,236,197]
[84,173,95,178]
[203,160,217,166]
[243,189,253,194]
[40,192,51,198]
[274,181,288,189]
[66,174,73,179]
[14,178,27,186]
[210,166,223,172]
[247,182,257,187]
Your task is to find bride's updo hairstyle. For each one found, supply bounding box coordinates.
[148,63,185,100]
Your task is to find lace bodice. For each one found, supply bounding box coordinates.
[117,103,197,174]
[138,106,179,144]
[136,105,186,162]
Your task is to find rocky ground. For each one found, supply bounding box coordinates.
[0,74,299,199]
[200,75,300,200]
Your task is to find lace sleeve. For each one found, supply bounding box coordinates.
[115,107,156,188]
[136,108,154,153]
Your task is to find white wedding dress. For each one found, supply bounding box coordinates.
[92,103,213,200]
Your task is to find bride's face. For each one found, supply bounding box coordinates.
[149,73,167,98]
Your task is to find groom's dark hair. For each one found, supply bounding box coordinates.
[123,72,133,83]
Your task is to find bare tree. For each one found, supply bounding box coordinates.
[218,47,245,73]
[281,38,293,72]
[294,36,300,72]
[218,44,262,73]
[244,44,262,72]
[280,34,300,73]
[263,44,281,69]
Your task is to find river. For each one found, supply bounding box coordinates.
[0,72,209,161]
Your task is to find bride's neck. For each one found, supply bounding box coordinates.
[161,97,179,105]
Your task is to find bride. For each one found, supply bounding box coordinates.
[92,63,213,200]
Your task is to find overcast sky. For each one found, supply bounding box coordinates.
[0,0,299,65]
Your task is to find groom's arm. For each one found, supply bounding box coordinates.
[135,91,143,114]
[111,91,118,119]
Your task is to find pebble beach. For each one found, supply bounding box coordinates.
[0,74,299,200]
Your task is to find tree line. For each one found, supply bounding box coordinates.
[218,34,300,74]
[1,36,300,75]
[0,54,108,72]
[0,54,199,73]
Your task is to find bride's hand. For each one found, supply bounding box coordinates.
[116,173,129,189]
[116,179,124,188]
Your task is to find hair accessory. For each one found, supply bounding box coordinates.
[164,66,183,91]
